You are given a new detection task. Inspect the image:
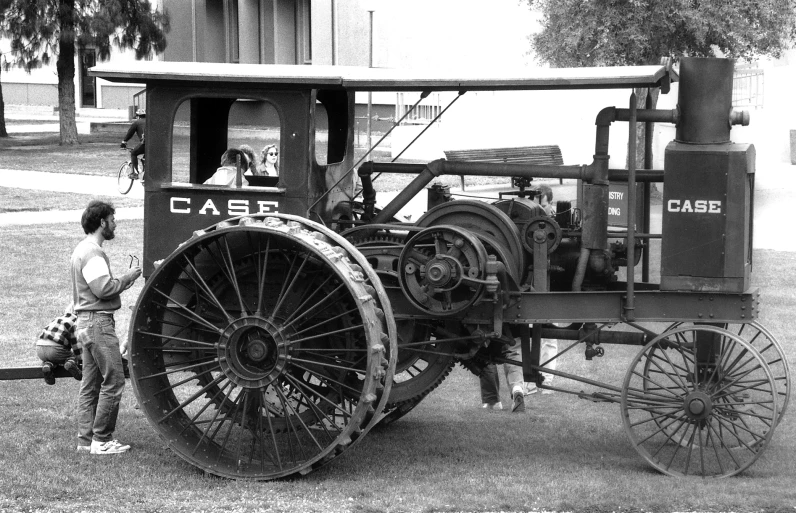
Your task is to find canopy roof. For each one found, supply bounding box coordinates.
[91,61,677,92]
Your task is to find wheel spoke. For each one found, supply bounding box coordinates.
[285,323,366,347]
[157,373,227,424]
[279,282,347,332]
[151,286,224,334]
[218,234,252,316]
[289,307,361,338]
[255,235,272,316]
[181,254,235,324]
[281,273,336,327]
[270,251,312,321]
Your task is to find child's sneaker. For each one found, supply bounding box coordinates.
[90,440,131,455]
[42,362,55,385]
[64,359,82,381]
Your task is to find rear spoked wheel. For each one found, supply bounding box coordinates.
[665,321,790,426]
[622,325,778,478]
[129,216,394,480]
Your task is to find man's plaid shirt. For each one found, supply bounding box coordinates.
[38,312,80,356]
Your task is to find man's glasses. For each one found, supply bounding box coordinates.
[267,152,278,156]
[128,255,140,268]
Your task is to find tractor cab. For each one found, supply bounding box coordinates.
[93,62,361,275]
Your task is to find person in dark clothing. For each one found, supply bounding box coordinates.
[120,108,146,177]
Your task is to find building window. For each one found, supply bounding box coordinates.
[396,92,442,125]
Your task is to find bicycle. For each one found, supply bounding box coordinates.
[117,147,145,195]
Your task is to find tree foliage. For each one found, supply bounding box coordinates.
[0,0,169,143]
[527,0,796,67]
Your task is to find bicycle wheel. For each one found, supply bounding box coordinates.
[117,161,134,195]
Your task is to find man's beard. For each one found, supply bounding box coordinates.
[102,225,115,240]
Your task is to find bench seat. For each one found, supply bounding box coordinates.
[443,145,564,188]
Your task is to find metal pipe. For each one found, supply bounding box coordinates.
[371,161,444,224]
[364,161,665,183]
[615,107,678,124]
[642,90,653,282]
[625,93,637,321]
[366,9,374,153]
[364,160,592,181]
[607,169,664,182]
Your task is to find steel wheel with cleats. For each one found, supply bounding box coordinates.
[622,325,778,478]
[128,215,394,480]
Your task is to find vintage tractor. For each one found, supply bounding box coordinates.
[5,57,787,480]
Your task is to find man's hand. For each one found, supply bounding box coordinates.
[122,266,143,290]
[120,141,127,149]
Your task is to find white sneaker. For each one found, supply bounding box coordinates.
[511,387,526,413]
[482,401,503,410]
[90,439,131,455]
[76,445,91,453]
[524,383,538,396]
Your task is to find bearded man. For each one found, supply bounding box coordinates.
[71,200,142,455]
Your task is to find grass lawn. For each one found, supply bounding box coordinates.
[0,187,143,213]
[0,216,794,512]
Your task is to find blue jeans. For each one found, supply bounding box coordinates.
[36,345,74,365]
[479,338,523,405]
[76,313,125,445]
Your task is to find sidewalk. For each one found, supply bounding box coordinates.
[0,168,143,226]
[5,106,129,135]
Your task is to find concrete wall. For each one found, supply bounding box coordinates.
[1,82,58,106]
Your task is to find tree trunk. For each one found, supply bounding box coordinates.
[628,87,660,170]
[57,0,79,145]
[0,65,8,138]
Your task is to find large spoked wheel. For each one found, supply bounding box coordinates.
[665,321,790,426]
[117,161,134,194]
[622,325,778,478]
[129,215,394,480]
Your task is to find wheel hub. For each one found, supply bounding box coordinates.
[426,257,456,288]
[218,316,289,388]
[683,390,713,421]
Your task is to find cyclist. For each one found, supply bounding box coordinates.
[120,108,146,180]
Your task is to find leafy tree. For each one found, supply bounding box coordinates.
[526,0,796,166]
[528,0,796,67]
[0,0,169,144]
